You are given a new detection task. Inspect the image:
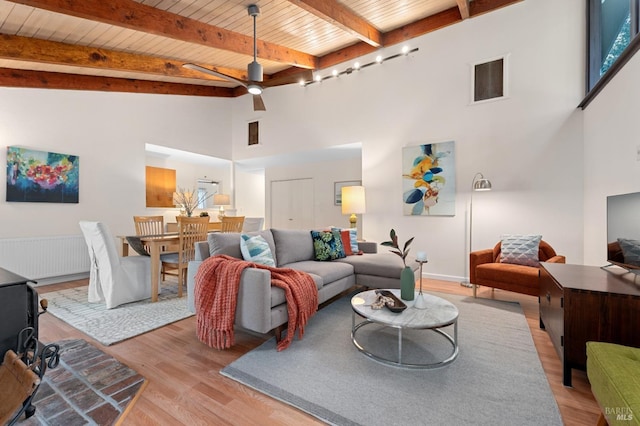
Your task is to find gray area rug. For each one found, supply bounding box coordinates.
[222,292,562,426]
[44,285,193,346]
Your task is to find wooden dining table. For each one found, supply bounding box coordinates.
[120,233,179,303]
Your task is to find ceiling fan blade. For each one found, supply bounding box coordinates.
[183,63,248,87]
[263,69,314,88]
[253,94,266,111]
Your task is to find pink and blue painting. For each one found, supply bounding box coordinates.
[402,141,455,216]
[6,146,79,203]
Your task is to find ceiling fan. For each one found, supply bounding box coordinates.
[184,4,313,111]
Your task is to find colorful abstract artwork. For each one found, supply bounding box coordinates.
[402,141,455,216]
[6,146,79,203]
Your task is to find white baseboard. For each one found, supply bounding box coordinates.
[33,272,90,287]
[422,272,466,283]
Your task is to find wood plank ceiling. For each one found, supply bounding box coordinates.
[0,0,522,97]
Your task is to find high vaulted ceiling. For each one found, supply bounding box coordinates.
[0,0,521,98]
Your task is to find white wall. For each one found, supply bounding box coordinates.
[232,0,586,281]
[583,51,640,266]
[234,166,265,219]
[0,89,232,238]
[264,156,362,231]
[144,153,232,226]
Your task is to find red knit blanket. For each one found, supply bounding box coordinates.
[194,254,318,351]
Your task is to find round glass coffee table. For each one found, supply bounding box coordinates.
[351,289,459,369]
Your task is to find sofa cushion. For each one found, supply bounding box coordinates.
[271,229,314,266]
[337,253,409,278]
[499,234,542,267]
[268,272,323,308]
[240,234,275,266]
[311,230,346,261]
[208,230,277,264]
[283,260,352,287]
[476,263,539,287]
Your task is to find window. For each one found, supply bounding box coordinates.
[588,0,639,91]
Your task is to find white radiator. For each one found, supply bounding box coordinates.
[0,235,90,281]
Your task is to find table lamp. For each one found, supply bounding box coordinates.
[213,194,231,221]
[341,186,366,229]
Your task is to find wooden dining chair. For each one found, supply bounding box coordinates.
[133,215,177,280]
[221,216,245,233]
[133,215,164,238]
[160,216,209,296]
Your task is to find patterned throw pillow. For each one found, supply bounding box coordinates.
[332,227,358,254]
[617,238,640,266]
[240,234,275,267]
[499,234,542,267]
[311,230,346,261]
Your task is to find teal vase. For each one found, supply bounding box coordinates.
[400,266,415,301]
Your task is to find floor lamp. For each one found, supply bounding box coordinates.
[461,173,492,288]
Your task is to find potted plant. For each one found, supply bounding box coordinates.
[382,229,415,301]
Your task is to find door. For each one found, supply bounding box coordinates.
[271,179,314,229]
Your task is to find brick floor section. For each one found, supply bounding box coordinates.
[13,339,144,425]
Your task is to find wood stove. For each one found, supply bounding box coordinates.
[0,267,59,424]
[0,268,40,357]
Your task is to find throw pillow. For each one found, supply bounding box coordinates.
[240,234,276,267]
[311,230,346,261]
[617,238,640,266]
[338,230,353,256]
[332,227,358,254]
[499,234,542,267]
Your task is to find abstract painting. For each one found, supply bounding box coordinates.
[6,146,79,203]
[402,141,455,216]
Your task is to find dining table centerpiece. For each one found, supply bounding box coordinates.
[173,188,213,217]
[382,229,415,301]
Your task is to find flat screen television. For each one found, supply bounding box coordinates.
[606,191,640,273]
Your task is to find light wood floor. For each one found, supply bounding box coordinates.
[36,278,600,425]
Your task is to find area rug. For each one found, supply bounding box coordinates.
[221,292,563,426]
[43,286,194,346]
[16,339,145,425]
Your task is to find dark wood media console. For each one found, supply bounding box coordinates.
[539,263,640,386]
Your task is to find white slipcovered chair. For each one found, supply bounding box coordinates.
[242,217,264,232]
[79,221,155,309]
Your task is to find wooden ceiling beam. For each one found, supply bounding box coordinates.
[317,0,522,70]
[456,0,470,19]
[381,7,462,46]
[0,34,247,82]
[317,8,460,70]
[470,0,524,16]
[286,0,382,47]
[6,0,318,69]
[0,67,236,96]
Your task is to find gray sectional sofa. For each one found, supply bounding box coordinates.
[186,228,419,337]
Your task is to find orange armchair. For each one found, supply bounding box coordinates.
[470,240,565,297]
